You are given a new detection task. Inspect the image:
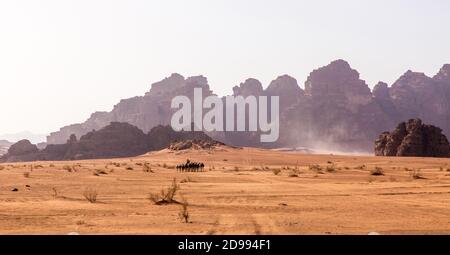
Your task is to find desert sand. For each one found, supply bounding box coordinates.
[1,147,450,234]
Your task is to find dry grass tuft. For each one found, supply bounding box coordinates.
[178,196,190,223]
[309,165,324,174]
[83,188,98,203]
[149,178,180,205]
[411,169,426,180]
[272,168,281,175]
[370,167,385,176]
[143,163,153,173]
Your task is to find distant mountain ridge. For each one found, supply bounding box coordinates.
[0,123,213,162]
[46,60,450,152]
[0,131,47,144]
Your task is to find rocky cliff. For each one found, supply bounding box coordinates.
[375,119,450,157]
[46,60,450,153]
[1,122,214,162]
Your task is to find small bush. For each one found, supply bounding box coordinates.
[83,188,98,203]
[178,197,190,223]
[411,169,425,179]
[63,165,73,172]
[309,165,324,174]
[370,167,384,176]
[143,163,153,173]
[355,165,366,170]
[93,169,108,176]
[180,177,193,183]
[0,165,5,170]
[149,178,180,205]
[272,169,281,175]
[23,172,30,178]
[126,166,134,171]
[52,187,58,199]
[326,165,337,173]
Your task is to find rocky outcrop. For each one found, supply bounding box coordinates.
[168,140,226,151]
[45,60,450,153]
[1,140,40,162]
[1,122,216,162]
[375,119,450,157]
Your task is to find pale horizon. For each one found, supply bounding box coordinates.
[1,0,450,135]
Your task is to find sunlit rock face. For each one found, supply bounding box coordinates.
[46,60,450,153]
[375,119,450,158]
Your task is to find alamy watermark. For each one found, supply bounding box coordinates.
[171,88,279,142]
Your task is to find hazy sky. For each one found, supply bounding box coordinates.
[1,0,449,135]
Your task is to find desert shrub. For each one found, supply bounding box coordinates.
[272,169,281,175]
[355,165,366,170]
[234,166,240,171]
[288,172,298,178]
[83,188,98,203]
[135,162,143,166]
[309,165,324,174]
[411,169,425,179]
[23,172,30,178]
[180,177,194,183]
[34,164,44,169]
[49,164,55,167]
[63,165,73,172]
[143,163,153,173]
[162,163,168,168]
[326,165,337,173]
[93,169,108,176]
[178,197,190,223]
[149,178,180,205]
[52,187,58,199]
[126,166,134,171]
[0,165,5,170]
[370,167,385,176]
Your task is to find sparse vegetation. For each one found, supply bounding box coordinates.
[355,164,366,170]
[272,168,281,175]
[52,187,58,199]
[0,165,5,170]
[143,163,153,173]
[178,196,190,223]
[93,169,108,176]
[370,167,385,176]
[83,188,98,203]
[411,169,425,180]
[23,172,30,178]
[326,164,337,173]
[126,166,134,170]
[309,165,324,174]
[149,178,180,205]
[63,165,73,172]
[180,176,194,183]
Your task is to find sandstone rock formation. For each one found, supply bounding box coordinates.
[1,122,216,162]
[45,60,450,153]
[375,119,450,157]
[168,140,226,151]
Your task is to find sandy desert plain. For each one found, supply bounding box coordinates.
[1,146,450,234]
